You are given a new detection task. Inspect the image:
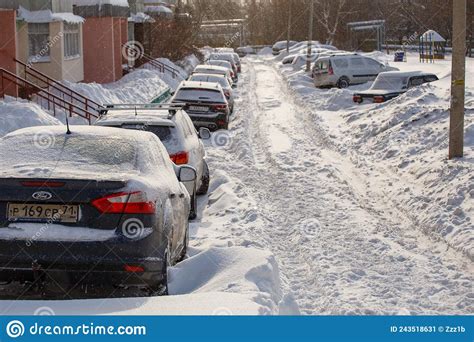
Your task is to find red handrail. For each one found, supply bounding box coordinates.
[14,58,102,115]
[0,68,98,124]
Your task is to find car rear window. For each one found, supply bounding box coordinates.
[314,60,329,72]
[194,68,226,76]
[372,76,408,90]
[190,75,229,89]
[121,124,173,142]
[0,135,139,174]
[175,88,225,103]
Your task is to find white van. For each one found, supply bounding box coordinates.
[312,54,398,88]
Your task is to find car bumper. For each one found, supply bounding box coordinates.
[187,112,228,130]
[0,234,167,287]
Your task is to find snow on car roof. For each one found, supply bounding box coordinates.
[194,65,229,72]
[95,110,176,127]
[178,81,223,91]
[377,71,436,78]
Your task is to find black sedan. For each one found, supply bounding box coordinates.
[0,126,196,294]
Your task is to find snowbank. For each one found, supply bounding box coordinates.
[0,97,62,137]
[278,52,474,259]
[64,69,169,106]
[0,171,292,315]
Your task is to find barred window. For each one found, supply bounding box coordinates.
[28,23,50,60]
[64,23,80,58]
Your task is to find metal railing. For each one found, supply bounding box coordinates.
[136,54,181,79]
[0,68,98,124]
[14,58,102,117]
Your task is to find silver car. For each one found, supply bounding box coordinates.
[95,104,211,220]
[312,54,399,88]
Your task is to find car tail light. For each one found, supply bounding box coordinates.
[212,104,228,113]
[353,95,362,103]
[373,96,385,103]
[124,265,145,273]
[231,71,235,78]
[21,181,65,188]
[92,191,155,214]
[328,63,334,75]
[224,90,231,98]
[170,151,189,165]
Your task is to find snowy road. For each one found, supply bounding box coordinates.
[207,57,474,315]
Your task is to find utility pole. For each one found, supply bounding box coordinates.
[287,0,292,53]
[449,0,467,159]
[306,0,314,72]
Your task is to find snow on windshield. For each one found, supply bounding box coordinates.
[175,88,225,103]
[371,76,409,91]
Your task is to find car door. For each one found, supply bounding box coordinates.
[349,57,370,83]
[365,58,384,81]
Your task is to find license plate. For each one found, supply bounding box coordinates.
[189,106,209,112]
[7,203,79,223]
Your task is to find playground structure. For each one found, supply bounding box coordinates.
[419,30,446,62]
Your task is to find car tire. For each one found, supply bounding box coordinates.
[149,243,171,296]
[178,224,189,262]
[189,184,198,220]
[196,161,210,195]
[337,77,350,89]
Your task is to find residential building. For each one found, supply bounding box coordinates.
[0,0,85,96]
[72,0,129,83]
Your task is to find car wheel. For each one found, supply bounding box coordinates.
[149,243,171,296]
[196,160,210,195]
[189,184,198,220]
[337,77,350,89]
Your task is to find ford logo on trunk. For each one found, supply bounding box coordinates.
[32,191,53,201]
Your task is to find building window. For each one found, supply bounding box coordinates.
[28,23,50,61]
[64,23,80,58]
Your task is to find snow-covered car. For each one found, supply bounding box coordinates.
[208,53,239,80]
[207,60,238,82]
[231,52,242,73]
[272,40,298,55]
[312,54,399,88]
[236,46,255,57]
[281,48,331,65]
[171,81,231,131]
[95,104,211,219]
[193,65,234,87]
[0,125,197,293]
[189,73,235,112]
[353,71,439,104]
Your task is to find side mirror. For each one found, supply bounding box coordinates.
[232,83,237,89]
[178,166,197,182]
[198,127,211,140]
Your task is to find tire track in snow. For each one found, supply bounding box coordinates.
[210,57,474,315]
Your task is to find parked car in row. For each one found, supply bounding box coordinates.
[207,60,238,83]
[208,53,240,79]
[95,104,212,219]
[193,65,234,87]
[189,73,235,112]
[171,81,231,131]
[0,126,197,293]
[313,54,399,88]
[272,40,298,55]
[353,71,439,104]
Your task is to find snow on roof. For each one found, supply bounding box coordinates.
[421,30,446,42]
[17,6,84,24]
[96,111,176,126]
[178,81,222,91]
[145,5,173,14]
[129,12,154,23]
[194,65,229,72]
[72,0,129,7]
